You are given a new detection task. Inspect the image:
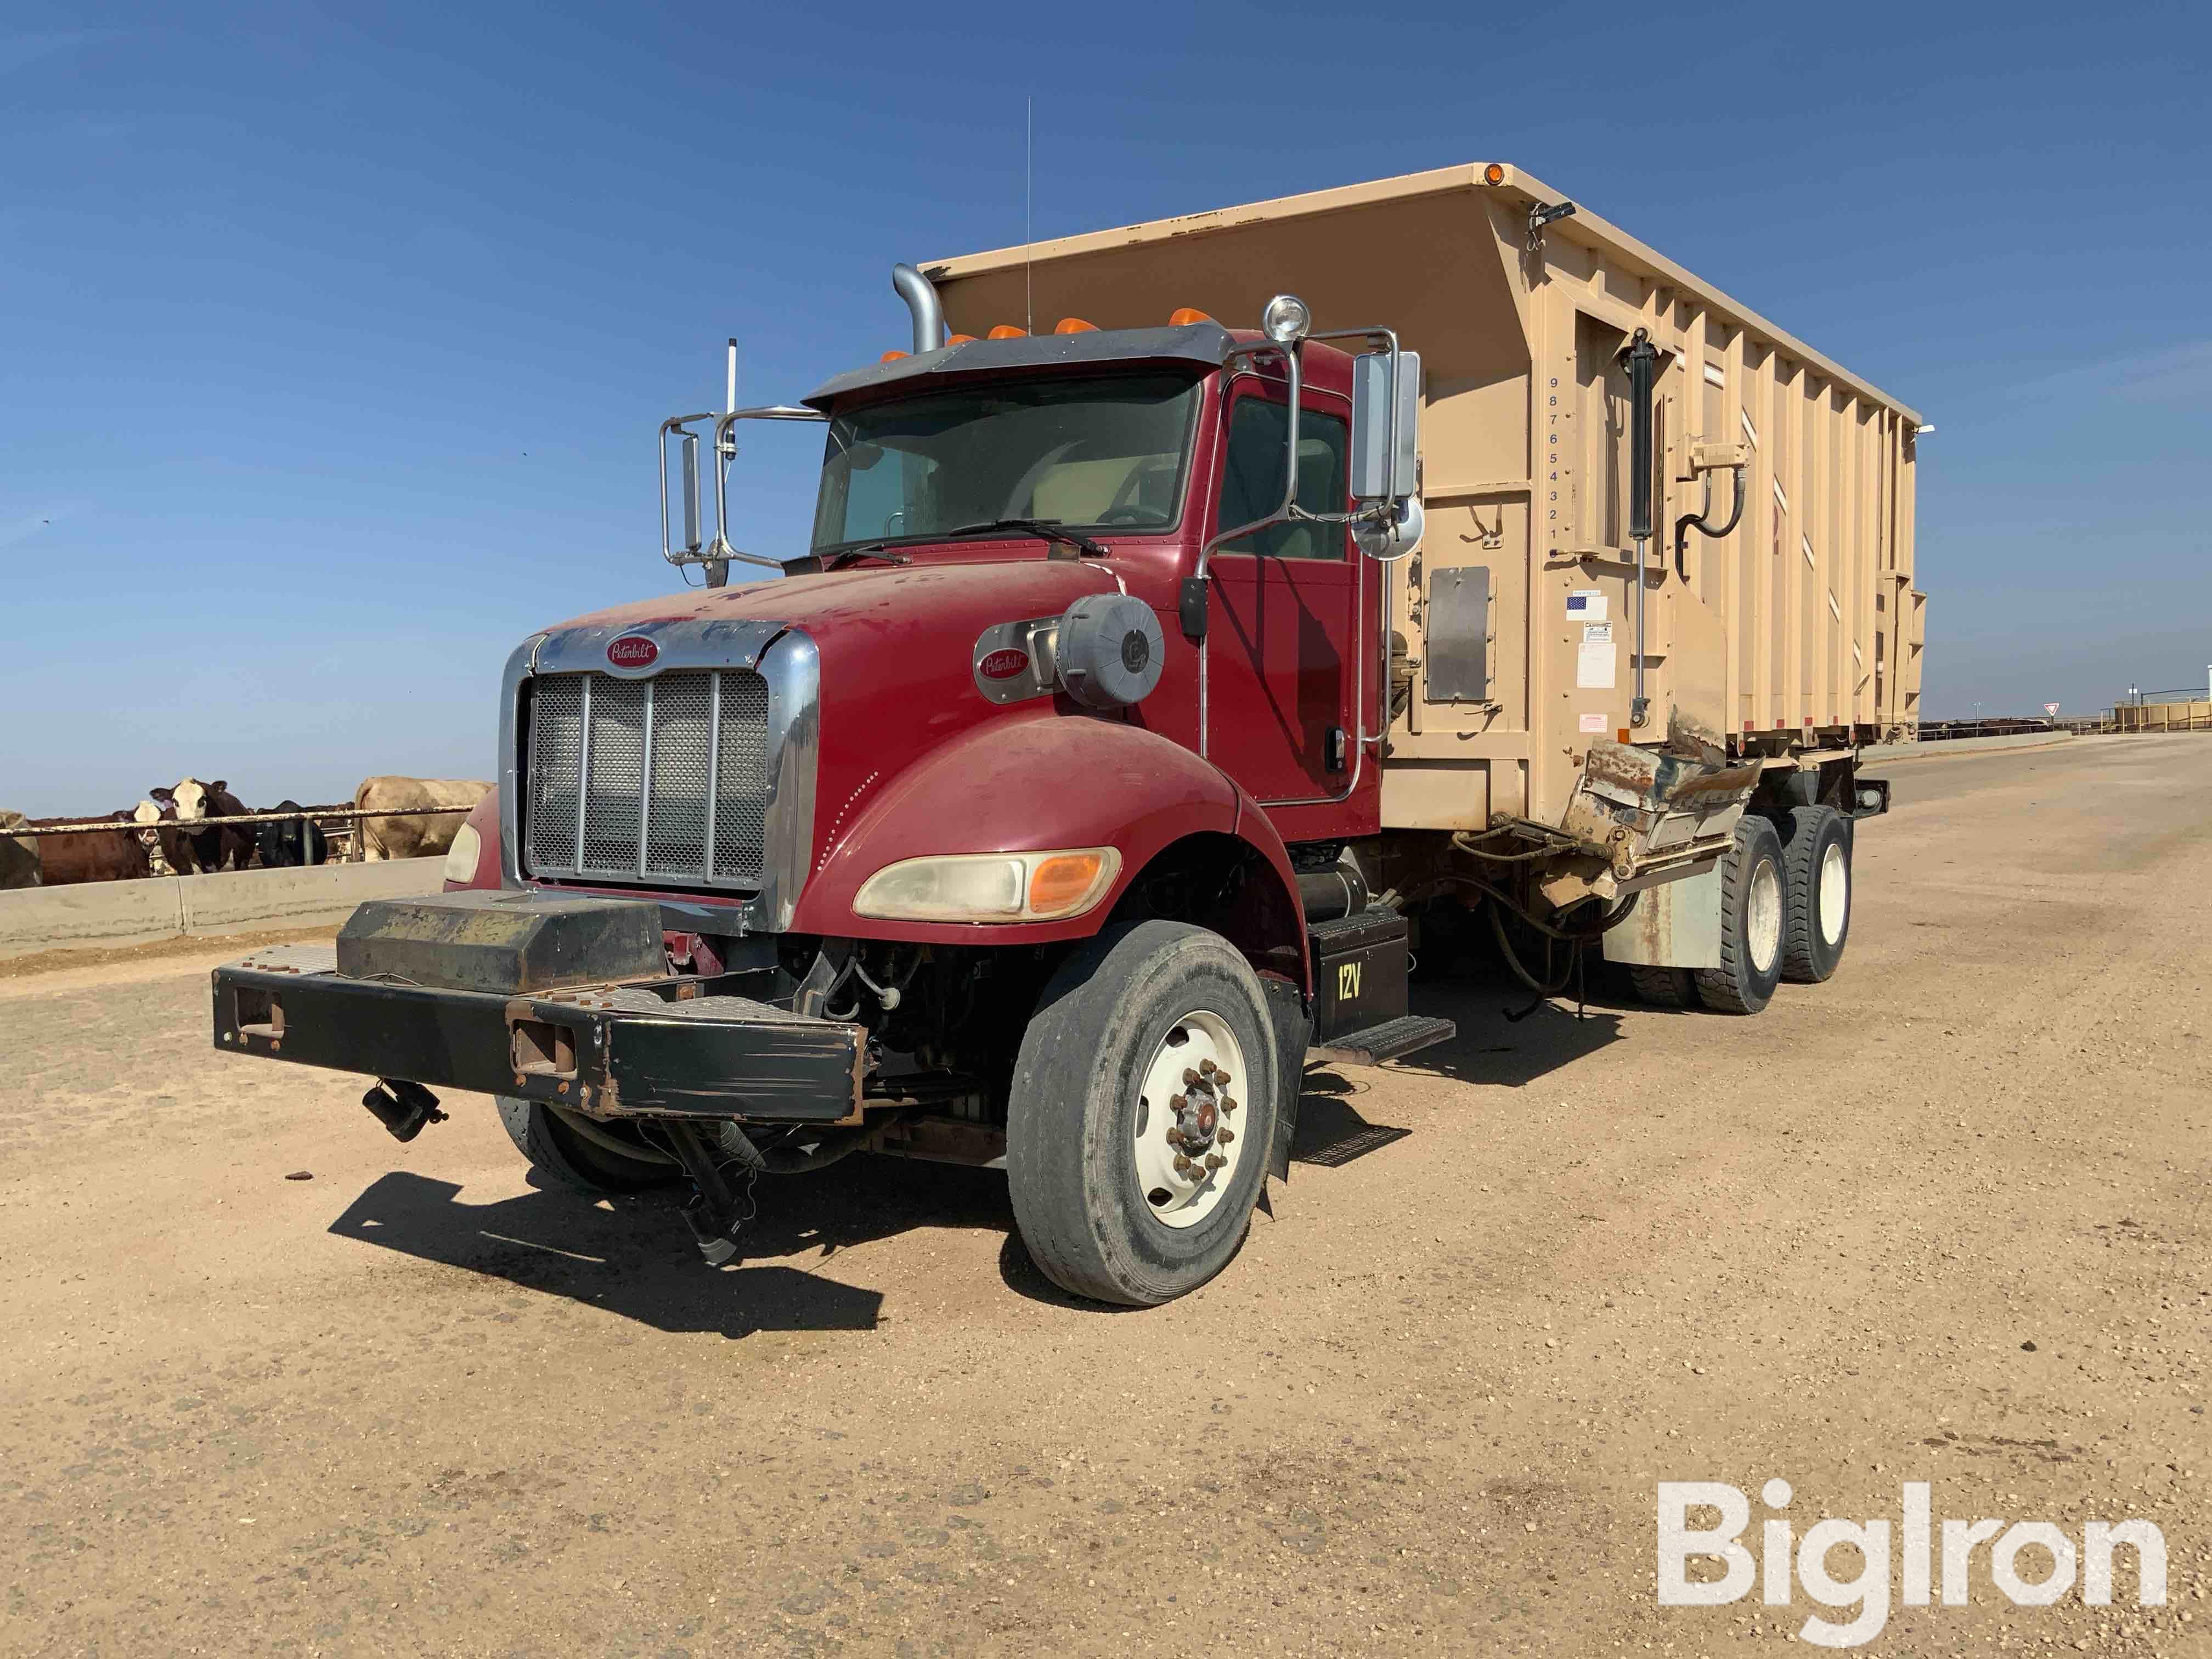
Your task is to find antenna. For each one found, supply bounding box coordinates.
[1024,95,1034,336]
[725,337,737,415]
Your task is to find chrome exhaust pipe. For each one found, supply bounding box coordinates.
[891,262,946,354]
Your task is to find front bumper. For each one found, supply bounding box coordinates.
[211,943,866,1124]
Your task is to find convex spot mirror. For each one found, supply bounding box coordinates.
[1355,493,1423,560]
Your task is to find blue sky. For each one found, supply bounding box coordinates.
[3,2,2206,813]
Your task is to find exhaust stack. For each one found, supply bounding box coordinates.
[892,262,946,354]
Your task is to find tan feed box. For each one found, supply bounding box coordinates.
[928,163,1926,832]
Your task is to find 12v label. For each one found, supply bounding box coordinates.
[1338,961,1363,1000]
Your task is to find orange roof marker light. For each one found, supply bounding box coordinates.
[1168,307,1215,325]
[945,334,979,346]
[881,349,910,363]
[987,325,1028,339]
[1054,317,1098,335]
[1483,162,1506,185]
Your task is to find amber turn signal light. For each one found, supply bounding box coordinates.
[988,324,1028,338]
[1168,307,1215,325]
[1483,163,1506,185]
[1027,851,1110,916]
[1054,317,1098,335]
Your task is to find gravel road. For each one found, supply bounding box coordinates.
[3,736,2205,1656]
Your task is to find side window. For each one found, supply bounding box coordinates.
[1216,396,1350,560]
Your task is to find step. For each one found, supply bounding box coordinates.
[1308,1014,1456,1068]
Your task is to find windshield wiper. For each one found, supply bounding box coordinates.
[944,518,1111,557]
[821,545,912,569]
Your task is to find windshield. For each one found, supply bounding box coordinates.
[810,373,1200,554]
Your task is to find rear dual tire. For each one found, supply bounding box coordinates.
[1776,804,1852,983]
[1694,815,1787,1014]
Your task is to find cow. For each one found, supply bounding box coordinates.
[131,798,195,877]
[0,809,41,889]
[27,811,151,885]
[160,778,253,872]
[255,800,328,868]
[355,776,494,861]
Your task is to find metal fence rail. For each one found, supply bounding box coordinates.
[10,805,475,838]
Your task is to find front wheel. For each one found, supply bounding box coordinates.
[495,1097,680,1194]
[1006,919,1279,1307]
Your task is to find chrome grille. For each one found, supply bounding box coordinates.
[524,669,771,885]
[712,673,770,884]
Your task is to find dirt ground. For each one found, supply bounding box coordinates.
[2,736,2205,1657]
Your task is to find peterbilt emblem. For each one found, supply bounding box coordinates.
[978,647,1030,681]
[607,635,659,668]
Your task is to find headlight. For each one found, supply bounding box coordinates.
[854,847,1121,923]
[442,822,483,885]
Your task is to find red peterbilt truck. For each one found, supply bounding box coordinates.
[212,165,1922,1305]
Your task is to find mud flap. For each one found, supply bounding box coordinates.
[1260,976,1310,1182]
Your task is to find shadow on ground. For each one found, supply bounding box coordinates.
[329,1154,1017,1338]
[330,960,1638,1327]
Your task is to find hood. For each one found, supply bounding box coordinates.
[535,558,1120,650]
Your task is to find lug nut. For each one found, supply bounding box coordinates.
[1182,1068,1201,1087]
[1169,1093,1187,1111]
[1199,1059,1217,1077]
[1204,1153,1226,1170]
[1172,1155,1194,1175]
[1220,1096,1237,1114]
[1166,1128,1186,1149]
[1212,1069,1232,1087]
[1218,1127,1235,1144]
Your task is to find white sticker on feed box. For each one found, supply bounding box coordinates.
[1579,712,1607,733]
[1577,640,1616,690]
[1566,589,1608,623]
[1582,622,1612,645]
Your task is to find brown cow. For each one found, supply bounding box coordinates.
[356,776,493,861]
[28,811,150,885]
[0,809,41,889]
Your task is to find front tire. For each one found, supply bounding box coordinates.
[1776,805,1852,983]
[1694,815,1786,1015]
[1006,919,1279,1307]
[495,1098,679,1194]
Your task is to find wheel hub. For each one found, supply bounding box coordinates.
[1135,1018,1247,1228]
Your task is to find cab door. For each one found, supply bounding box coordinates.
[1201,386,1361,804]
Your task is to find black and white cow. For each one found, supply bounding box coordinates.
[156,778,253,872]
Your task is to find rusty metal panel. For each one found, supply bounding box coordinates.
[1601,863,1722,969]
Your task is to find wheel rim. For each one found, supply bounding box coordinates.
[1747,859,1783,974]
[1818,839,1849,945]
[1132,1010,1249,1231]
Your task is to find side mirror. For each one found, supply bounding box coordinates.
[1351,349,1420,504]
[1351,348,1421,557]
